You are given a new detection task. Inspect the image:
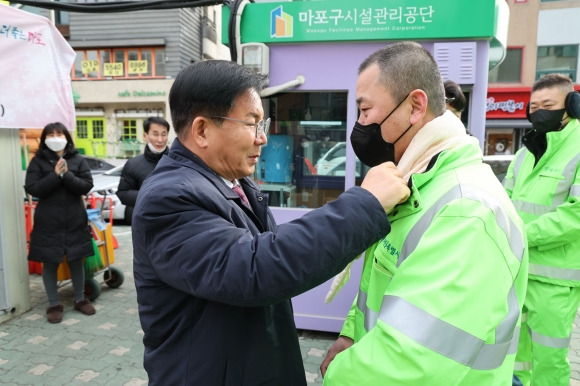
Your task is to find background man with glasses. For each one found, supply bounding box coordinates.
[132,59,410,385]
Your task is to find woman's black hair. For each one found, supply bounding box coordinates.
[39,122,75,152]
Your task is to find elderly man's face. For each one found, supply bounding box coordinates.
[204,89,267,181]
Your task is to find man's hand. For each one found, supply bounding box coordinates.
[320,336,354,377]
[360,162,410,212]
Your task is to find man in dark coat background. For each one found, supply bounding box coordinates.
[132,60,410,385]
[117,116,170,224]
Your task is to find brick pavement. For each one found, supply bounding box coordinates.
[0,224,336,385]
[2,224,580,385]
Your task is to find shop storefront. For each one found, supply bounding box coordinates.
[72,78,172,158]
[226,0,509,332]
[485,87,531,155]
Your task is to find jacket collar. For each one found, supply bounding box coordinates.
[167,139,268,227]
[143,144,168,163]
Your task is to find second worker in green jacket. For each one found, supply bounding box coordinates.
[507,74,580,386]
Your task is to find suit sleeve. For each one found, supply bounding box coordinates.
[135,186,392,307]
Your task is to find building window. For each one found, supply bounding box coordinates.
[77,120,88,139]
[72,47,166,80]
[93,120,104,139]
[122,120,138,141]
[489,48,523,83]
[536,44,578,81]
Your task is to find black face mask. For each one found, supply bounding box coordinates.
[529,108,566,133]
[351,94,412,167]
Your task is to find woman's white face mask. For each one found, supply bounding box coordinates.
[45,137,67,152]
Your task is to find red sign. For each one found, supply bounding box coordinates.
[486,88,530,119]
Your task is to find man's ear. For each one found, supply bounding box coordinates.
[191,117,210,148]
[408,89,428,125]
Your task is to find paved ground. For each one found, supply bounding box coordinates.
[0,224,336,385]
[2,223,580,385]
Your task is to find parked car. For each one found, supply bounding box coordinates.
[483,154,514,182]
[89,163,127,223]
[82,155,115,175]
[315,142,361,177]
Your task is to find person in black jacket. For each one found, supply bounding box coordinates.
[25,122,96,323]
[132,60,410,385]
[116,117,170,224]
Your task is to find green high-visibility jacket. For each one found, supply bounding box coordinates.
[503,119,580,287]
[324,142,528,385]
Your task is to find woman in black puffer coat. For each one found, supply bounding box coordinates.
[25,122,96,323]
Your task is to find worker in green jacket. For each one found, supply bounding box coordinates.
[506,74,580,386]
[321,41,528,385]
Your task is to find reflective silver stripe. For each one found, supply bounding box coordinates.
[462,185,525,263]
[512,200,552,216]
[528,263,580,281]
[514,361,532,371]
[508,326,521,355]
[356,290,366,313]
[397,186,460,267]
[571,184,580,197]
[378,296,516,370]
[512,149,527,182]
[398,185,525,267]
[530,327,571,349]
[356,290,379,332]
[503,177,514,190]
[553,153,580,207]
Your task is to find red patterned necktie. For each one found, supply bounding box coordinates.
[232,184,250,207]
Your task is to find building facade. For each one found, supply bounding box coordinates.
[20,3,229,158]
[485,0,580,155]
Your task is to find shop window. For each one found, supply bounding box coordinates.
[72,47,166,80]
[259,91,355,208]
[536,44,578,81]
[489,48,522,83]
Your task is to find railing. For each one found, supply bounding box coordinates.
[77,140,144,159]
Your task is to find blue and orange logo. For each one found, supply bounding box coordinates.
[270,5,293,38]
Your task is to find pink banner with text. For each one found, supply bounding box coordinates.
[0,5,75,129]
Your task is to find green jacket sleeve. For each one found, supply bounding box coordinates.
[338,296,357,340]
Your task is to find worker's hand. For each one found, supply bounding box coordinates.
[360,161,410,212]
[320,335,354,378]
